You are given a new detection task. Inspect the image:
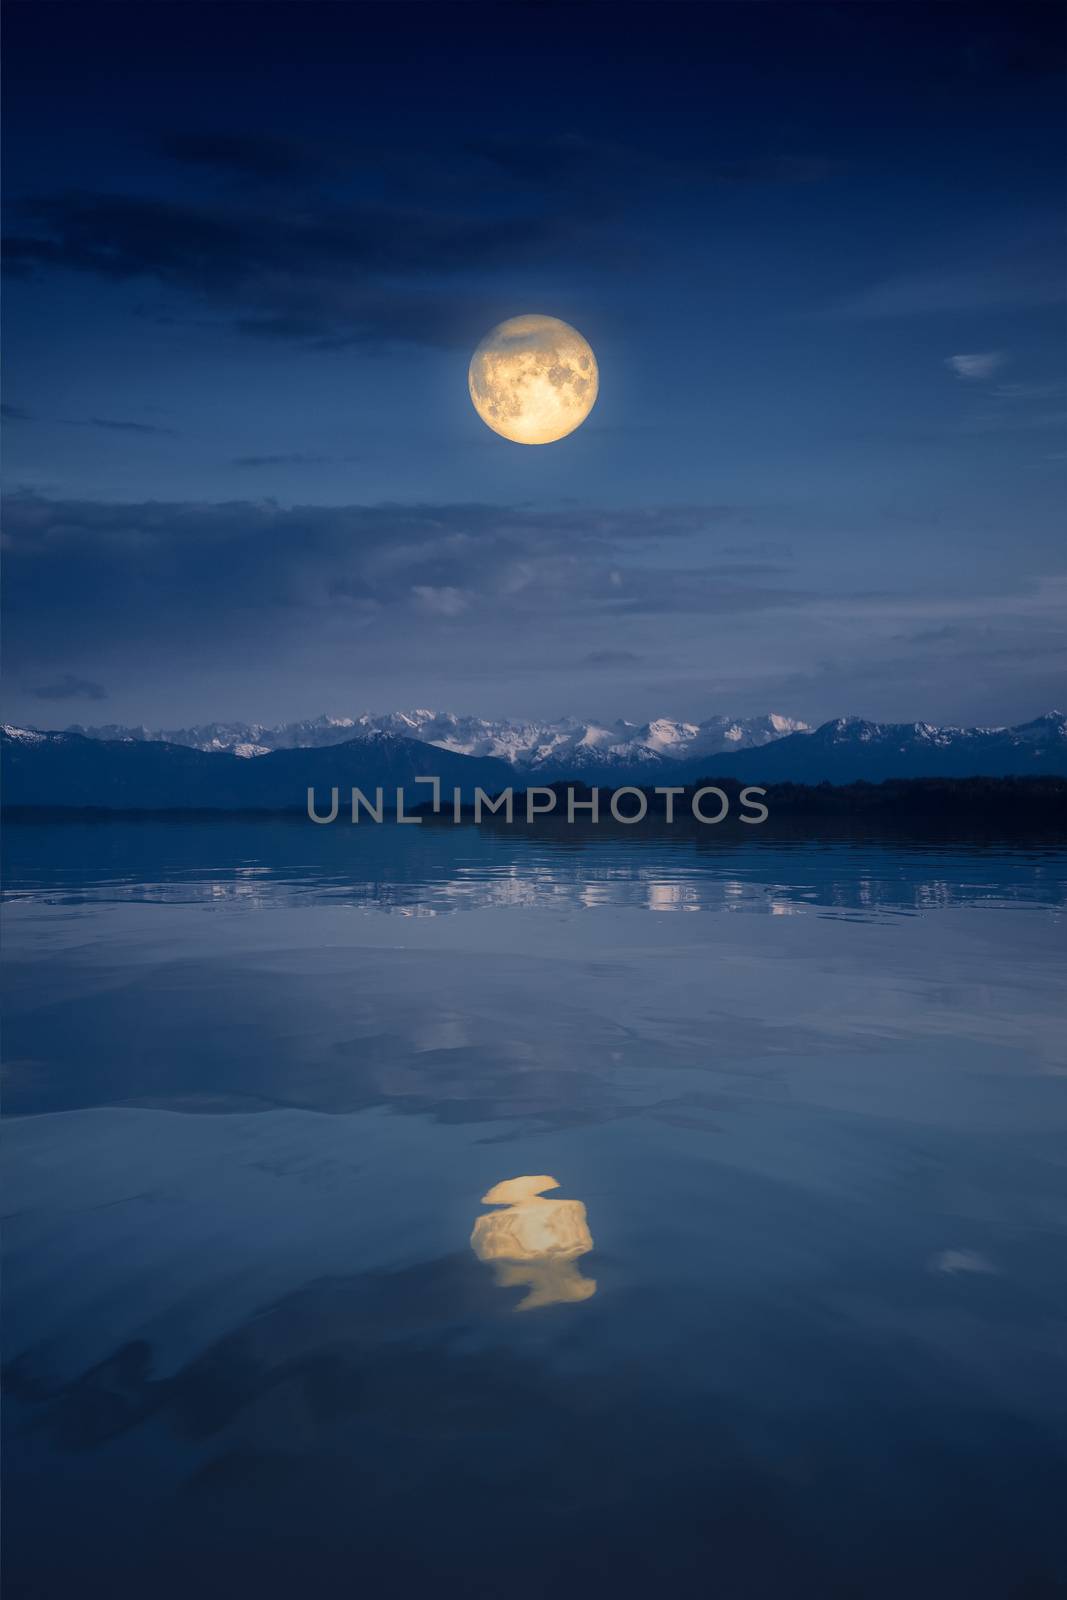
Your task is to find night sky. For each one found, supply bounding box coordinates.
[3,2,1064,730]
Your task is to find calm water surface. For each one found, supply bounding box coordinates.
[4,818,1066,1598]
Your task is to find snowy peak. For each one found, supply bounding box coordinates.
[10,709,1067,790]
[1011,711,1067,744]
[64,708,812,771]
[689,712,1067,784]
[54,708,1067,780]
[809,714,1067,755]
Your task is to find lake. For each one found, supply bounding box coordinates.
[3,816,1066,1598]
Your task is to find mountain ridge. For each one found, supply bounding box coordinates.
[4,711,1065,809]
[1,726,514,811]
[671,712,1067,785]
[64,708,811,771]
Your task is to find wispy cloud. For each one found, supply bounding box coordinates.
[0,493,775,689]
[5,495,1063,728]
[946,351,1005,380]
[2,119,837,352]
[582,650,644,667]
[2,406,173,434]
[86,417,177,436]
[828,232,1065,320]
[990,381,1062,401]
[411,584,470,618]
[29,672,107,702]
[929,1249,997,1276]
[1,188,600,350]
[158,132,328,182]
[955,408,1067,435]
[55,415,178,436]
[231,453,335,468]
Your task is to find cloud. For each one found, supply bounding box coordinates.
[954,408,1067,436]
[469,133,836,192]
[0,493,773,691]
[946,352,1005,380]
[740,576,1067,726]
[929,1249,997,1276]
[0,405,172,434]
[828,233,1065,319]
[29,673,107,702]
[1,188,592,349]
[82,417,177,435]
[231,453,334,468]
[6,493,1062,727]
[412,584,469,617]
[940,364,1066,434]
[582,650,644,667]
[990,381,1061,401]
[2,121,836,350]
[158,132,327,182]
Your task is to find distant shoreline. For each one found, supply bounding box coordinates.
[5,775,1066,835]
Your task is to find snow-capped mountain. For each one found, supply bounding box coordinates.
[67,709,811,772]
[6,712,1065,806]
[47,708,1067,788]
[670,712,1067,785]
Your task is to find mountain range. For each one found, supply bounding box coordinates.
[3,710,1065,810]
[672,712,1067,786]
[66,709,810,771]
[1,726,513,812]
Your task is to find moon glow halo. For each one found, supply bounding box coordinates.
[468,314,598,445]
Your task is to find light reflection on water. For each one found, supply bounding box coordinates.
[3,817,1066,1597]
[471,1176,596,1310]
[3,816,1066,919]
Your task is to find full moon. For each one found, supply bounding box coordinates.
[468,314,598,445]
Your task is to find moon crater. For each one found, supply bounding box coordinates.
[469,314,598,445]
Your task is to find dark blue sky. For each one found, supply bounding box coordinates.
[4,2,1064,729]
